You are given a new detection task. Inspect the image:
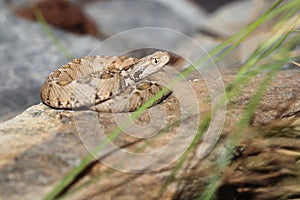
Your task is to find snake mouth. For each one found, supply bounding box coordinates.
[161,52,171,64]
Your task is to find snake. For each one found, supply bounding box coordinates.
[40,51,172,112]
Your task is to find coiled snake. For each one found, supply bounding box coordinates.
[40,51,172,112]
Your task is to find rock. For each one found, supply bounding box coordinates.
[151,0,207,28]
[84,0,199,36]
[0,2,101,121]
[199,0,260,37]
[0,70,299,199]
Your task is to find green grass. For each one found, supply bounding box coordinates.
[42,0,300,199]
[156,1,300,199]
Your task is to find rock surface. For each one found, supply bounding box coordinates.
[0,69,299,199]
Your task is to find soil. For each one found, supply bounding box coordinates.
[15,0,100,37]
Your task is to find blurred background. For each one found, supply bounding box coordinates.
[0,0,279,121]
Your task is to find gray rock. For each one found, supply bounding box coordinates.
[200,0,258,36]
[0,2,101,121]
[84,0,198,36]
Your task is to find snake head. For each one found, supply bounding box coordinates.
[130,51,170,81]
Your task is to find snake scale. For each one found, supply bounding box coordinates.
[40,51,172,112]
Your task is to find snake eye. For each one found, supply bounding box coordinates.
[151,58,159,65]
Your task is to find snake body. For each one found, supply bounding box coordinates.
[40,51,171,112]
